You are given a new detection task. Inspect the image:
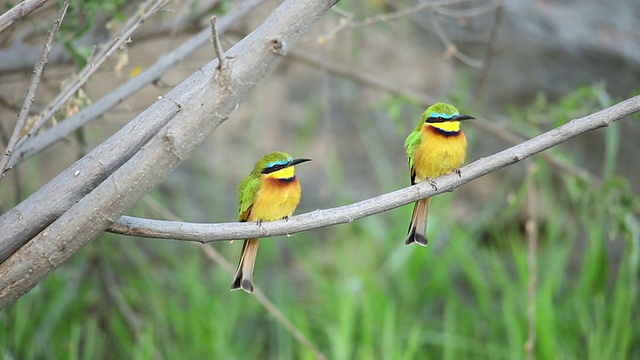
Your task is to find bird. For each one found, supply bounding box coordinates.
[231,151,311,293]
[404,102,474,246]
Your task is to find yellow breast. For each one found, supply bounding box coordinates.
[248,177,302,222]
[412,125,467,182]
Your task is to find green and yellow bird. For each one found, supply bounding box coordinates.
[404,102,474,246]
[231,151,311,293]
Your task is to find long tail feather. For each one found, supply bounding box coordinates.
[230,238,260,293]
[404,198,430,246]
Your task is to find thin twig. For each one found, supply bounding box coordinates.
[7,0,264,170]
[0,122,21,207]
[200,246,325,360]
[473,0,503,100]
[428,12,482,68]
[0,0,49,33]
[210,16,229,72]
[107,95,640,241]
[9,0,168,160]
[317,0,472,42]
[0,0,69,177]
[433,0,499,17]
[524,161,538,360]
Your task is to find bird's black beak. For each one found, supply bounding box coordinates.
[451,114,474,121]
[289,158,312,167]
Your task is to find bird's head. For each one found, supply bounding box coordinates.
[419,102,474,133]
[255,151,311,180]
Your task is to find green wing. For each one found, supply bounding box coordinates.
[404,129,422,184]
[237,175,261,221]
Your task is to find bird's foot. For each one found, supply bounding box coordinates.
[454,168,462,177]
[428,178,438,191]
[256,219,263,227]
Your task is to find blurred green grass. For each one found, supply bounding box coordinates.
[1,87,639,359]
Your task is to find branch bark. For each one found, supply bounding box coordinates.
[0,0,338,309]
[0,0,68,176]
[6,0,264,169]
[0,0,263,263]
[0,0,49,33]
[7,0,168,163]
[108,95,640,241]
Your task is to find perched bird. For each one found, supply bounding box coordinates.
[404,102,474,246]
[231,151,311,293]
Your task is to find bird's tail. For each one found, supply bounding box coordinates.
[230,238,260,293]
[404,198,430,246]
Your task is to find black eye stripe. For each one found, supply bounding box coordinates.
[261,163,289,174]
[426,116,447,123]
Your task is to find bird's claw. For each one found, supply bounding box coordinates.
[428,179,438,191]
[283,216,289,221]
[256,220,263,227]
[454,168,462,177]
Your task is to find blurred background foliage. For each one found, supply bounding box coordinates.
[0,0,639,358]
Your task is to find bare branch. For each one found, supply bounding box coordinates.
[317,0,474,42]
[108,95,640,242]
[7,0,168,165]
[429,12,482,68]
[0,0,68,177]
[0,0,264,264]
[0,0,339,310]
[0,0,49,33]
[524,161,538,360]
[199,245,325,359]
[7,0,265,169]
[210,16,229,73]
[473,0,504,99]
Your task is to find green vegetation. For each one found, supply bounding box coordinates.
[1,87,638,359]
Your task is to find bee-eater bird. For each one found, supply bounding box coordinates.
[231,151,311,293]
[404,102,474,246]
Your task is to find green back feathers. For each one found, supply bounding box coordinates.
[404,102,462,167]
[237,152,293,218]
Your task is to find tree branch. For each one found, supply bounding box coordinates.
[0,0,49,33]
[6,0,265,169]
[289,50,600,186]
[107,95,640,242]
[0,0,339,310]
[5,0,168,169]
[0,0,68,177]
[0,0,264,263]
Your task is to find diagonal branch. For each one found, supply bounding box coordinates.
[7,0,265,170]
[0,0,49,33]
[0,0,339,310]
[0,0,68,176]
[0,0,264,263]
[108,95,640,242]
[2,0,168,174]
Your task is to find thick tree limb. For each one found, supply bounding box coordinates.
[0,0,338,309]
[108,95,640,241]
[0,0,263,263]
